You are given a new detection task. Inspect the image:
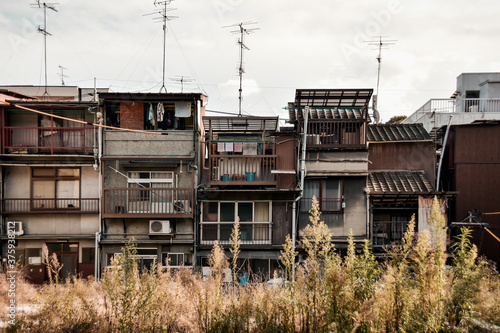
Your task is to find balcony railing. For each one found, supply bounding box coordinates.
[200,223,271,245]
[209,155,276,186]
[372,220,409,248]
[406,98,500,124]
[103,188,193,218]
[306,120,366,148]
[2,126,96,154]
[300,197,343,212]
[2,198,99,214]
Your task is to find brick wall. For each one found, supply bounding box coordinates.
[120,102,144,130]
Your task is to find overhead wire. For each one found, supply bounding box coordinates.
[0,100,171,136]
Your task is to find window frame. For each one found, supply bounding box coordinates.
[31,167,81,210]
[301,178,344,213]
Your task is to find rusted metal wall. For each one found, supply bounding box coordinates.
[272,202,292,246]
[276,134,297,189]
[368,142,436,185]
[452,124,500,266]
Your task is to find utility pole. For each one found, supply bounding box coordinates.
[223,22,258,116]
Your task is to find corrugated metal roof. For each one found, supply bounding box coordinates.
[368,170,434,194]
[288,108,367,122]
[203,116,278,132]
[294,89,373,108]
[367,123,431,142]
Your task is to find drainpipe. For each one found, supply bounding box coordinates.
[436,115,453,191]
[95,108,103,281]
[293,105,309,266]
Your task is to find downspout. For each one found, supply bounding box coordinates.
[436,115,453,191]
[95,107,103,281]
[193,99,199,267]
[294,105,309,265]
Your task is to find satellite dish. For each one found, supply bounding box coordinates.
[373,109,380,123]
[372,95,380,123]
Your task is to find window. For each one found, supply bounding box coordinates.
[301,178,343,212]
[82,248,95,263]
[127,171,174,212]
[201,201,271,244]
[31,168,80,210]
[162,253,185,267]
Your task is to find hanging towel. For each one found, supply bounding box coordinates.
[234,142,243,153]
[157,102,165,122]
[225,142,234,152]
[175,101,191,118]
[217,142,225,152]
[243,142,257,155]
[147,103,155,127]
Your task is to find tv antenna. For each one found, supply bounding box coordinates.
[31,0,59,98]
[169,75,193,93]
[223,21,259,116]
[58,65,67,86]
[144,0,178,93]
[365,36,396,121]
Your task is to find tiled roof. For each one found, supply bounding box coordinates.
[288,108,367,122]
[368,171,434,194]
[367,123,431,142]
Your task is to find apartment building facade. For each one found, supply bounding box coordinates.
[0,91,100,283]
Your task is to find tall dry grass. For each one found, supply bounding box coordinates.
[1,196,500,332]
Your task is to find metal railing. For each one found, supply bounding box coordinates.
[2,126,95,154]
[406,98,500,123]
[372,220,409,247]
[209,155,276,185]
[306,120,366,148]
[103,188,193,217]
[300,197,343,212]
[2,198,99,213]
[200,223,272,245]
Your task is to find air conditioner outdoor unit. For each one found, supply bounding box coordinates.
[12,221,24,236]
[149,220,171,235]
[173,200,191,214]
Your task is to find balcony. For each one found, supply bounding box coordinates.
[300,197,343,212]
[2,198,99,214]
[103,188,193,218]
[306,120,366,149]
[2,126,95,154]
[372,220,409,248]
[209,155,277,186]
[200,223,271,245]
[405,98,500,125]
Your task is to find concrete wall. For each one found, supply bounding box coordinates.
[305,151,368,175]
[456,73,500,95]
[103,130,195,157]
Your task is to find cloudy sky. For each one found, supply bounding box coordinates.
[1,0,500,123]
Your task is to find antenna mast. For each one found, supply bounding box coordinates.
[223,22,258,116]
[365,36,396,118]
[145,0,178,93]
[58,65,67,86]
[170,75,193,93]
[32,0,58,98]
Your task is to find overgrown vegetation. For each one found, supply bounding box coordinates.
[2,197,500,332]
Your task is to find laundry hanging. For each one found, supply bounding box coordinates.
[147,102,155,127]
[175,102,191,118]
[157,102,165,122]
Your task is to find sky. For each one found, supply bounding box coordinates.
[1,0,500,124]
